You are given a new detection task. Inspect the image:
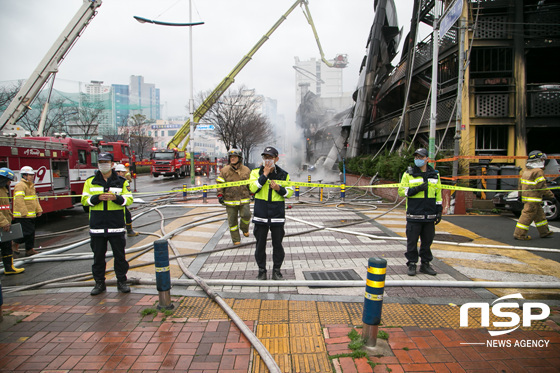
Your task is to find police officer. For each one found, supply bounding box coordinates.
[216,149,251,245]
[398,148,442,276]
[514,150,555,240]
[249,146,294,280]
[12,166,42,257]
[0,168,24,275]
[114,164,138,237]
[82,153,133,295]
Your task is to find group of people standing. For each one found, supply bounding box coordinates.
[1,146,556,305]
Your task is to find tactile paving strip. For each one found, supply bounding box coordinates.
[172,297,553,331]
[379,303,417,327]
[317,301,351,325]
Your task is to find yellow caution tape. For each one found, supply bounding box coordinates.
[155,266,170,272]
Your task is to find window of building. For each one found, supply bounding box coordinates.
[168,130,177,136]
[475,126,508,154]
[470,48,513,78]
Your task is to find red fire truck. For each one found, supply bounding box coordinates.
[150,148,188,178]
[0,135,98,213]
[95,140,136,171]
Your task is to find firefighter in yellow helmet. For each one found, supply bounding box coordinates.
[216,149,252,245]
[514,151,555,240]
[12,166,43,257]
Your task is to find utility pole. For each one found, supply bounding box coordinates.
[429,0,441,164]
[188,0,197,185]
[453,16,466,188]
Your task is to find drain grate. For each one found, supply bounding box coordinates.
[434,233,473,243]
[303,269,362,288]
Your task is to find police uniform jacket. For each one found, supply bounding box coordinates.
[81,170,133,236]
[519,167,554,203]
[398,164,443,222]
[249,165,293,225]
[13,179,43,218]
[216,163,251,206]
[0,187,12,228]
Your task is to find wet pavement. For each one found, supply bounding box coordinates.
[1,194,560,372]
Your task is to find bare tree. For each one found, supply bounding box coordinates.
[0,80,23,110]
[16,95,74,136]
[67,93,104,139]
[238,112,272,161]
[201,86,273,157]
[121,114,153,160]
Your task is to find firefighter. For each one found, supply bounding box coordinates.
[514,150,556,240]
[114,163,138,237]
[216,149,252,245]
[12,166,43,257]
[398,148,442,276]
[82,153,134,295]
[0,168,24,275]
[249,146,294,280]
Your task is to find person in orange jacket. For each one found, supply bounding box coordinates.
[514,150,556,240]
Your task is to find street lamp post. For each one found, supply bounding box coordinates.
[134,2,204,186]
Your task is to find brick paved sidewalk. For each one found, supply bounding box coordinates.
[2,291,559,372]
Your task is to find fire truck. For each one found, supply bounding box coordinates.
[149,148,188,178]
[95,140,136,171]
[0,135,98,214]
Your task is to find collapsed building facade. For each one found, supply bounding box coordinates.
[304,0,560,174]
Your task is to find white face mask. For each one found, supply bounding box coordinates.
[263,159,275,167]
[98,163,112,174]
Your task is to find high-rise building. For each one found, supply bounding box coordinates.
[112,84,129,128]
[129,75,161,121]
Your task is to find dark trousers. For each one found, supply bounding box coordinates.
[90,234,128,283]
[13,218,36,250]
[253,224,285,271]
[125,207,132,225]
[1,240,11,257]
[405,221,435,265]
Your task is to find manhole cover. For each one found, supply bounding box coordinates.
[434,233,473,243]
[303,269,362,288]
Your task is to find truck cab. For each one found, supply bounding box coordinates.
[150,148,187,178]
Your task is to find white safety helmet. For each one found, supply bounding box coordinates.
[114,164,127,172]
[20,166,36,175]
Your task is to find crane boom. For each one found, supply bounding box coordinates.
[0,0,102,133]
[168,0,306,150]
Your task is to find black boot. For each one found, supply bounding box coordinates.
[126,224,139,237]
[272,269,284,280]
[257,269,267,280]
[117,281,130,293]
[2,254,25,275]
[407,263,417,276]
[90,282,106,296]
[419,262,437,276]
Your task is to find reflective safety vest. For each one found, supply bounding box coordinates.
[13,179,43,218]
[81,171,133,236]
[519,167,554,203]
[249,165,293,225]
[398,165,443,222]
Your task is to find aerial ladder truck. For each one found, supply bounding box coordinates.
[167,0,347,152]
[0,0,103,135]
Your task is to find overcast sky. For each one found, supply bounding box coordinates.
[0,0,424,126]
